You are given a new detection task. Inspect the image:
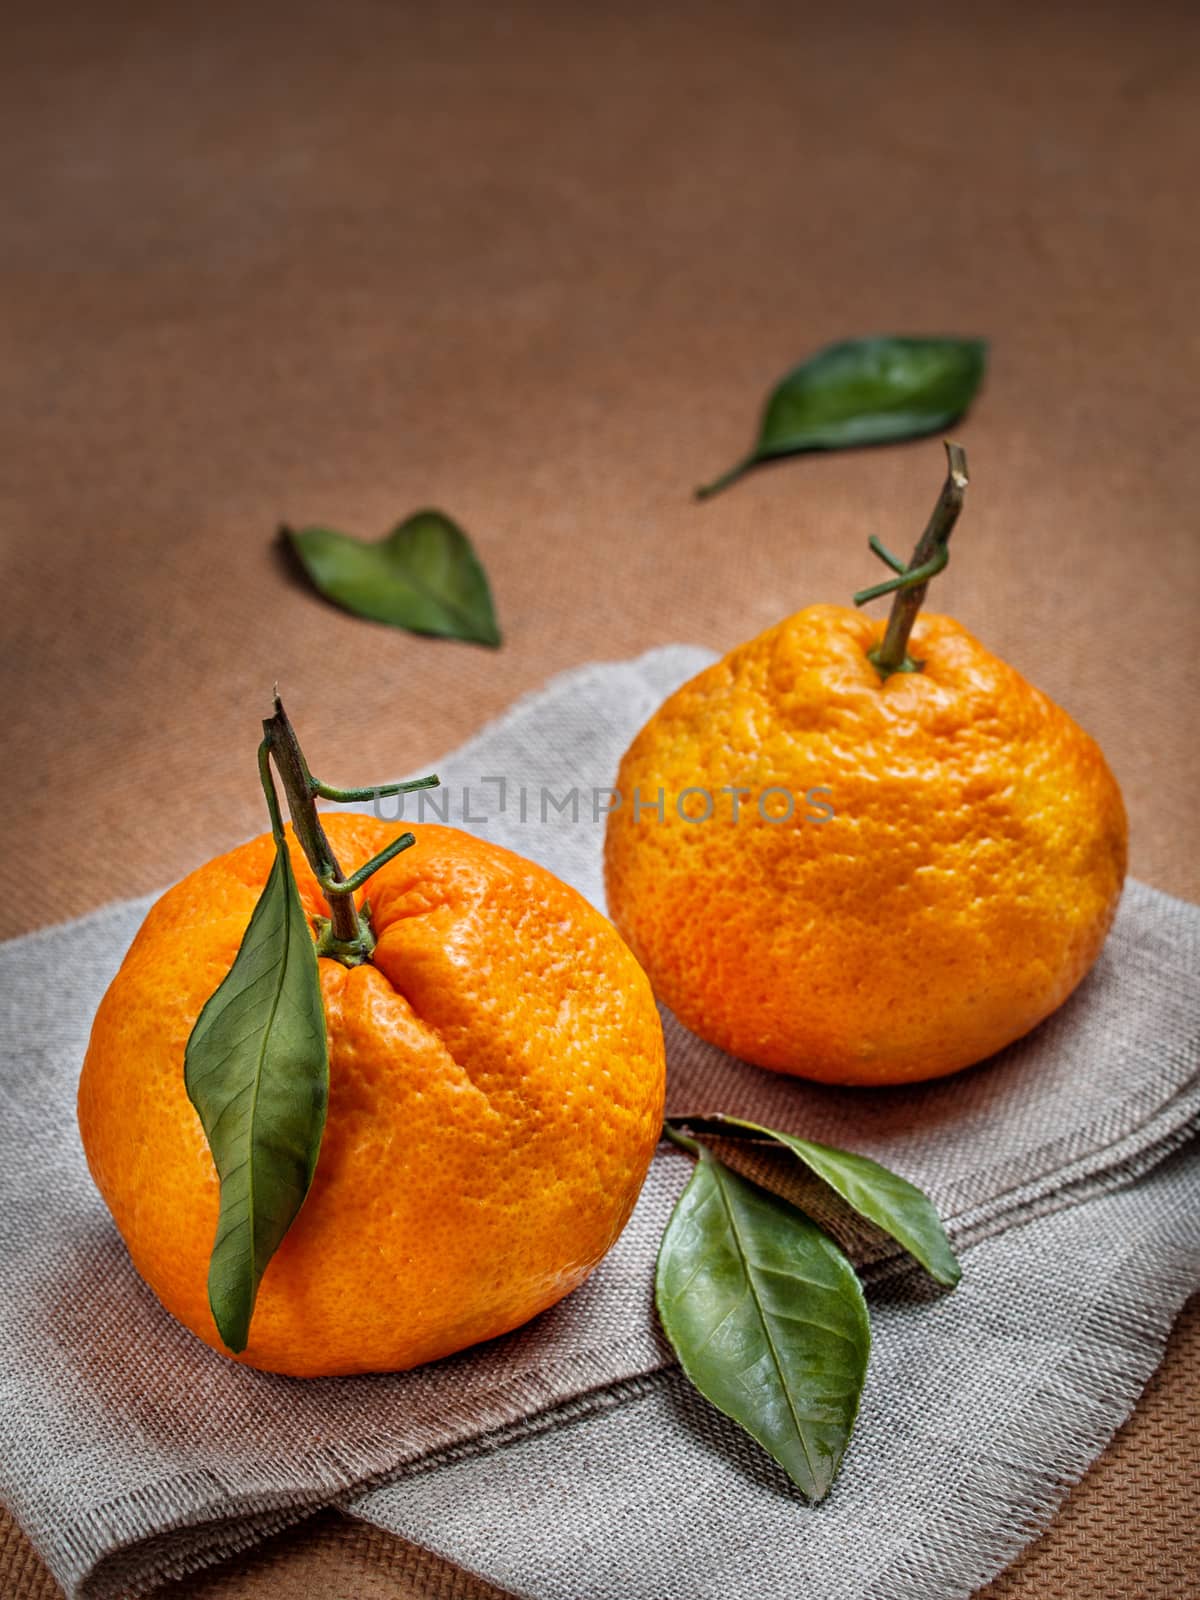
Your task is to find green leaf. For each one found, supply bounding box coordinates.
[657,1143,870,1500]
[184,832,329,1353]
[286,510,501,646]
[679,1115,961,1287]
[697,336,987,497]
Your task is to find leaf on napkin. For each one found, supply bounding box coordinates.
[675,1114,961,1287]
[184,829,329,1353]
[286,510,501,647]
[696,335,987,497]
[656,1141,870,1500]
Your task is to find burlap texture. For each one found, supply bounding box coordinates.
[353,1150,1199,1600]
[2,0,1198,1594]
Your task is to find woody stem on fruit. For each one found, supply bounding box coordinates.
[854,440,969,679]
[259,696,439,965]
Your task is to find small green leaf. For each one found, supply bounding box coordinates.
[679,1114,961,1287]
[697,336,987,497]
[286,510,501,646]
[657,1144,870,1500]
[184,833,329,1353]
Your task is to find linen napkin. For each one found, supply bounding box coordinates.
[0,646,1196,1600]
[355,1143,1199,1600]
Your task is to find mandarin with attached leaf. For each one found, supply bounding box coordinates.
[79,817,665,1376]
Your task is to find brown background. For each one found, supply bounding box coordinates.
[2,0,1198,1595]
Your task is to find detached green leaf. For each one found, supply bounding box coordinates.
[286,510,501,646]
[184,834,329,1353]
[657,1144,870,1500]
[697,335,987,497]
[680,1114,961,1287]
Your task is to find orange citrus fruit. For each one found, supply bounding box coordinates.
[604,604,1127,1086]
[79,816,665,1376]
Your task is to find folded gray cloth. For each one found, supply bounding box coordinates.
[353,1144,1200,1600]
[0,647,1196,1600]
